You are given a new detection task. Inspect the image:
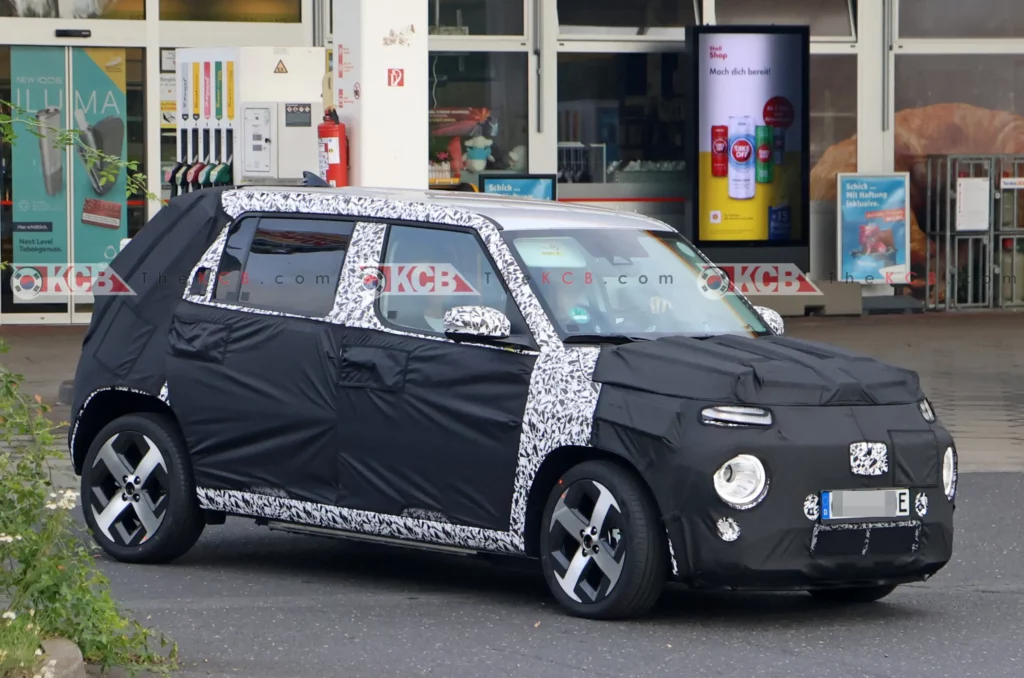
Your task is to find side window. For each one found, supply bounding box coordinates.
[213,216,354,317]
[376,224,531,341]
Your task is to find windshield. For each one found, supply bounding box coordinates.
[503,228,769,340]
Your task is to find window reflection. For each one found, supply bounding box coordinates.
[557,53,687,184]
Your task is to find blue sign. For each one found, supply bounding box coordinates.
[480,174,556,201]
[837,173,911,285]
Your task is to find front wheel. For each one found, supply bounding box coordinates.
[808,584,898,604]
[81,413,205,564]
[538,460,667,620]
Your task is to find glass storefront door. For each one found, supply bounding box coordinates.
[1,45,136,324]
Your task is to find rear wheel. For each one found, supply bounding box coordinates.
[809,584,898,604]
[81,413,204,563]
[538,460,667,620]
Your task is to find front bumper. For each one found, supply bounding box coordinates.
[608,400,956,590]
[666,489,953,589]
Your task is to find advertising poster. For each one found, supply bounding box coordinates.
[10,45,69,283]
[160,73,176,129]
[696,30,806,242]
[837,173,911,285]
[71,48,128,268]
[480,175,556,200]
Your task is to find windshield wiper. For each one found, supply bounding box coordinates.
[562,334,647,345]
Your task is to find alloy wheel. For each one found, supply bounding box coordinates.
[547,479,626,604]
[87,431,169,546]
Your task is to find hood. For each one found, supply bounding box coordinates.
[590,334,923,407]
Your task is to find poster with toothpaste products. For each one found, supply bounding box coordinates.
[693,27,808,243]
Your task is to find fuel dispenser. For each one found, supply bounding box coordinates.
[171,46,327,194]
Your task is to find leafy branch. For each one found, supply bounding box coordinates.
[0,100,163,205]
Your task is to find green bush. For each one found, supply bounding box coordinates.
[0,339,177,676]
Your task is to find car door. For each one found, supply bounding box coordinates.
[165,214,354,506]
[332,222,538,531]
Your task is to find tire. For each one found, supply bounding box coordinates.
[808,584,898,604]
[538,460,667,620]
[80,413,205,564]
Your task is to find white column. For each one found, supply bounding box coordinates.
[333,0,429,188]
[856,0,888,173]
[145,0,162,219]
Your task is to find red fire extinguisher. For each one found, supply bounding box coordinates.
[318,106,348,187]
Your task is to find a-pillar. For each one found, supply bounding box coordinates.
[332,0,428,189]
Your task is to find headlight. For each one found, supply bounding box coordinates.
[942,446,957,501]
[919,399,936,423]
[702,405,772,427]
[713,454,768,510]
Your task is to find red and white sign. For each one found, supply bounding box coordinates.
[10,265,134,301]
[731,139,752,163]
[387,68,405,87]
[706,263,822,296]
[361,263,477,295]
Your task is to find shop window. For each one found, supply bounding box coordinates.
[715,0,856,38]
[159,0,300,22]
[0,0,143,18]
[556,53,687,184]
[230,217,353,317]
[428,52,529,188]
[807,54,858,204]
[892,55,1024,304]
[0,46,147,317]
[557,0,698,37]
[429,0,524,36]
[899,0,1024,39]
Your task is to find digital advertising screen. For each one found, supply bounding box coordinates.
[690,26,809,246]
[479,174,557,201]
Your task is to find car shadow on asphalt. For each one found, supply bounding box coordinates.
[115,519,931,627]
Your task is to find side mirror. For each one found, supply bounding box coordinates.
[443,305,511,340]
[754,305,785,335]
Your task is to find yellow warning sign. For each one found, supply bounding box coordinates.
[274,60,288,74]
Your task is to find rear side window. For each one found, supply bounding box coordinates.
[213,216,354,317]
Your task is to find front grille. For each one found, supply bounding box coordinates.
[811,521,920,557]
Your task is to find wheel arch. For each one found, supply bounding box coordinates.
[522,445,667,559]
[70,388,178,475]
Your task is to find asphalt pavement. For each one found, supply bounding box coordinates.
[84,472,1023,678]
[6,313,1024,677]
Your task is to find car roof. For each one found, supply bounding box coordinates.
[234,185,675,233]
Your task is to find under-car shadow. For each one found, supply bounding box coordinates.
[133,518,933,626]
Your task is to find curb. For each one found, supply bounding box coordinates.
[58,380,75,407]
[39,638,87,678]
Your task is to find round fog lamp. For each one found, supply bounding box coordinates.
[713,454,768,510]
[942,446,957,501]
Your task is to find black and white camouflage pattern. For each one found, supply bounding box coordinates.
[810,519,921,555]
[803,494,820,521]
[752,305,785,335]
[443,305,512,338]
[915,492,929,517]
[849,442,889,476]
[172,188,609,557]
[716,517,741,542]
[198,488,519,553]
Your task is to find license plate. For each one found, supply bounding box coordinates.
[820,488,910,521]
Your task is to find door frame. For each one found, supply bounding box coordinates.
[0,14,148,324]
